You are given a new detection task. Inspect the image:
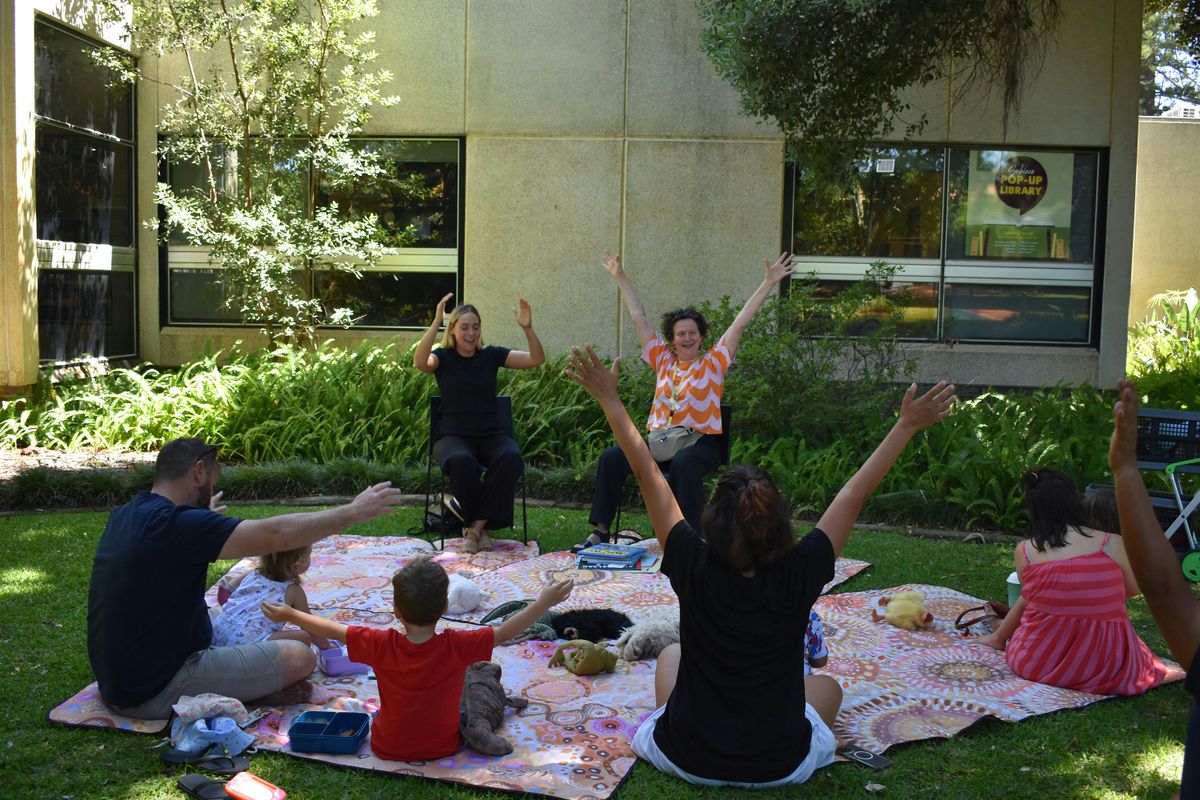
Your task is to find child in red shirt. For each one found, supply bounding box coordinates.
[263,557,572,760]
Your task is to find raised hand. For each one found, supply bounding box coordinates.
[209,490,228,515]
[898,381,957,433]
[565,346,620,402]
[433,292,454,325]
[538,578,574,608]
[602,249,623,279]
[514,297,533,329]
[349,481,404,522]
[764,252,798,285]
[1109,379,1140,473]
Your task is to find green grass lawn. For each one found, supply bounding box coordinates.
[0,503,1190,799]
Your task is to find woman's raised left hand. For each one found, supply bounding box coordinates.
[514,297,533,329]
[764,252,797,285]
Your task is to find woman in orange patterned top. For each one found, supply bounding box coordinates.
[573,249,797,552]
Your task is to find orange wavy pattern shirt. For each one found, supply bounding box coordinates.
[641,332,731,435]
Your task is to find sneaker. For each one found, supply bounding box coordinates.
[442,493,464,522]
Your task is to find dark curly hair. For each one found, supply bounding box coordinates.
[700,465,796,573]
[660,307,709,342]
[1022,467,1091,551]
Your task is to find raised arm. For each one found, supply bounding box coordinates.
[413,292,454,373]
[603,250,656,349]
[261,601,349,644]
[504,298,546,369]
[219,482,403,560]
[492,579,573,644]
[817,382,956,556]
[720,252,797,356]
[1109,379,1200,670]
[566,346,682,547]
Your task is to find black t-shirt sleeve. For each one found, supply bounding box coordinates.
[1188,644,1200,698]
[662,520,702,601]
[172,507,242,564]
[489,345,512,368]
[788,527,836,608]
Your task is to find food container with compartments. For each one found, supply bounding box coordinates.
[286,710,370,754]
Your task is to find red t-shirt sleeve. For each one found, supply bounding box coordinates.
[345,625,385,665]
[450,626,496,666]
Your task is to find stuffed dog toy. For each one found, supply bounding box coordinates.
[459,661,528,755]
[551,609,633,642]
[871,590,934,630]
[549,640,618,675]
[614,607,680,660]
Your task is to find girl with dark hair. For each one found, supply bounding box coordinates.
[978,466,1169,695]
[413,293,545,553]
[575,249,796,552]
[567,345,954,787]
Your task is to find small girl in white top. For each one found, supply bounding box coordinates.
[212,545,331,649]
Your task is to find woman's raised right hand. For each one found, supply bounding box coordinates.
[434,292,454,324]
[602,249,623,279]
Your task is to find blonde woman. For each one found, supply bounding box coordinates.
[413,293,544,552]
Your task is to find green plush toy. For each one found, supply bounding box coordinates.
[549,639,618,675]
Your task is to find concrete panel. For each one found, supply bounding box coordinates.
[466,0,626,135]
[364,0,465,135]
[620,139,785,359]
[463,137,622,357]
[948,0,1116,147]
[1131,118,1200,324]
[907,343,1100,388]
[626,0,776,139]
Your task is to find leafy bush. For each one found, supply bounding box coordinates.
[1127,287,1200,410]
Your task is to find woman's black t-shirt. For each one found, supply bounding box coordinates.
[653,519,835,782]
[432,345,511,438]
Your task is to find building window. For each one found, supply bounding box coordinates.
[790,146,1103,345]
[163,138,462,329]
[33,19,137,362]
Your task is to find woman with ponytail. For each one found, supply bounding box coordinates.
[566,345,955,788]
[977,467,1169,695]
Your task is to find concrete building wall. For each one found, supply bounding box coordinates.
[1130,117,1200,326]
[2,0,1145,392]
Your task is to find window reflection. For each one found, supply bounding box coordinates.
[810,280,939,340]
[943,284,1091,343]
[315,271,456,328]
[34,21,133,141]
[38,270,136,361]
[36,129,133,247]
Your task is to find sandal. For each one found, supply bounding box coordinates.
[610,529,644,545]
[160,744,249,776]
[461,530,480,555]
[953,600,1010,632]
[571,530,610,554]
[177,775,229,800]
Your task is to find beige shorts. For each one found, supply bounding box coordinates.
[111,641,287,720]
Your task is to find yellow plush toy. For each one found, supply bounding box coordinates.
[871,591,934,630]
[549,640,618,675]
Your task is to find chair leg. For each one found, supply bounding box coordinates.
[521,475,528,545]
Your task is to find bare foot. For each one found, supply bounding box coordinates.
[462,530,480,555]
[477,532,493,551]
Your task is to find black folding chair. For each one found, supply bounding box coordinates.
[422,395,529,549]
[614,404,733,532]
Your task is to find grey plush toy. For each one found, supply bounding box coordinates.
[459,661,529,756]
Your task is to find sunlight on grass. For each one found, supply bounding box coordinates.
[1130,741,1184,788]
[0,566,49,596]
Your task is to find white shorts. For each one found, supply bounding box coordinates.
[631,702,837,787]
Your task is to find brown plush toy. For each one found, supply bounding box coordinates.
[549,639,618,675]
[459,661,529,756]
[871,590,934,630]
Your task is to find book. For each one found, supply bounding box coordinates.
[576,552,661,573]
[576,542,646,563]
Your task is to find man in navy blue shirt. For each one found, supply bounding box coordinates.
[87,438,402,719]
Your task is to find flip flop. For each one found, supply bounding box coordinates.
[177,774,229,799]
[611,529,644,544]
[160,745,249,776]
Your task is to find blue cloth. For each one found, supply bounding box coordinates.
[172,716,256,756]
[87,491,241,708]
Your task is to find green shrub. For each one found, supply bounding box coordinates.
[1127,287,1200,410]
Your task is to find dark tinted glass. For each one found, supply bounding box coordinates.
[811,280,940,339]
[35,129,134,246]
[943,283,1091,343]
[316,271,457,327]
[168,269,244,323]
[34,21,133,141]
[38,269,136,361]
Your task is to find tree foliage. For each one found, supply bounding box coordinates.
[696,0,1061,164]
[100,0,401,347]
[1142,4,1200,114]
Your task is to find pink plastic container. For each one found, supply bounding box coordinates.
[318,642,369,676]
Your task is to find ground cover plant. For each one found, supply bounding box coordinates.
[0,503,1191,799]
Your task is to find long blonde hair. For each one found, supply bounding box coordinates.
[439,304,484,349]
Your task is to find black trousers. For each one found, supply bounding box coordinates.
[588,434,723,531]
[433,433,522,530]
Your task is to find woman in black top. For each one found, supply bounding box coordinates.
[567,345,954,787]
[414,293,545,552]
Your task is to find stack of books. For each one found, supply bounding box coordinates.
[575,541,650,570]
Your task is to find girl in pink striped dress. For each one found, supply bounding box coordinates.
[978,468,1169,696]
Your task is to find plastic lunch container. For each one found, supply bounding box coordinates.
[318,642,369,676]
[287,711,370,754]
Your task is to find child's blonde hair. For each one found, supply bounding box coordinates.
[258,545,311,586]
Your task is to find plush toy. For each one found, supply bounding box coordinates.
[614,607,680,661]
[446,573,483,616]
[549,640,619,675]
[871,591,934,630]
[459,661,529,756]
[551,608,633,642]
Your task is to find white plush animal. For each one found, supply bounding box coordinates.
[447,573,483,616]
[614,607,680,661]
